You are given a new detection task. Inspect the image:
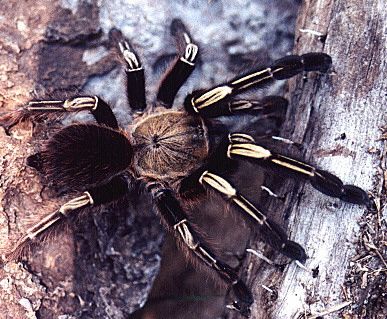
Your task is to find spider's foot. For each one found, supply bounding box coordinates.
[280,240,307,264]
[227,300,251,318]
[228,280,253,317]
[301,52,332,73]
[341,184,374,208]
[270,53,332,80]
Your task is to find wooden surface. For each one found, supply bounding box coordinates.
[228,1,386,318]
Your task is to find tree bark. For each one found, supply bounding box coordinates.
[0,1,164,318]
[229,1,386,318]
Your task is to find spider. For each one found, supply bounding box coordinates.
[0,19,371,317]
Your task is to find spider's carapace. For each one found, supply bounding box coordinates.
[130,110,209,181]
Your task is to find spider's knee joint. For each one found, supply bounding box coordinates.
[199,171,237,198]
[119,40,143,71]
[180,42,198,65]
[58,192,94,216]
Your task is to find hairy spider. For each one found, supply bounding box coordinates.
[0,19,371,317]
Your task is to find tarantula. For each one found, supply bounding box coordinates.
[0,19,371,316]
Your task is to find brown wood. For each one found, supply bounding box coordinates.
[0,1,163,318]
[228,1,386,318]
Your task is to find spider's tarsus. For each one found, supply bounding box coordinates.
[281,240,308,264]
[270,53,332,80]
[340,185,373,207]
[232,280,254,305]
[301,52,332,72]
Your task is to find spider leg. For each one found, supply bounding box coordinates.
[118,40,146,112]
[26,96,119,129]
[156,19,199,108]
[6,175,129,261]
[185,53,332,116]
[148,184,253,316]
[227,133,372,207]
[199,171,307,263]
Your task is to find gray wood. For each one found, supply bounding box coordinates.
[228,0,386,318]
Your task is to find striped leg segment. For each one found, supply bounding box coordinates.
[227,133,371,206]
[150,186,253,316]
[27,96,119,129]
[119,40,146,112]
[189,96,288,118]
[185,53,332,116]
[6,176,129,261]
[156,19,199,108]
[199,171,307,263]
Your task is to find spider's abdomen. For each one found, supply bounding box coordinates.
[131,110,209,181]
[40,124,132,191]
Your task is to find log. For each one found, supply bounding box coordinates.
[228,1,386,318]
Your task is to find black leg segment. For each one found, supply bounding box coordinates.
[119,40,147,112]
[156,19,199,108]
[185,53,331,116]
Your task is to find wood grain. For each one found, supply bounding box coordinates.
[228,1,386,318]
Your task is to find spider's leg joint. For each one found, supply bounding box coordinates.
[227,142,272,160]
[180,42,198,65]
[63,96,98,111]
[199,171,237,198]
[228,133,256,144]
[192,86,233,111]
[58,192,94,216]
[119,40,143,71]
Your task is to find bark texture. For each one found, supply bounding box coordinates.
[228,1,386,319]
[0,1,164,318]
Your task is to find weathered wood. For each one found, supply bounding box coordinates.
[228,1,386,318]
